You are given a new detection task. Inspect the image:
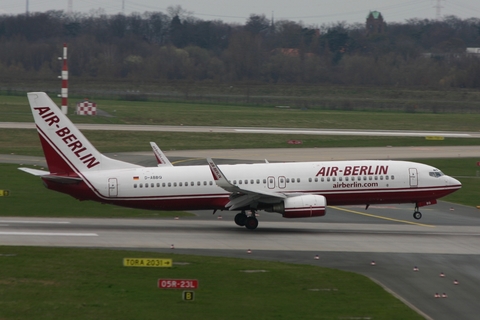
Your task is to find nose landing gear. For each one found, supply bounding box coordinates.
[413,205,422,220]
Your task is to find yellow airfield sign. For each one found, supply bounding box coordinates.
[0,190,10,197]
[425,136,445,141]
[123,258,172,267]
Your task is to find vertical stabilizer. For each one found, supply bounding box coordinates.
[27,92,140,176]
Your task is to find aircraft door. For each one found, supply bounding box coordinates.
[267,176,275,189]
[409,168,418,187]
[108,178,118,197]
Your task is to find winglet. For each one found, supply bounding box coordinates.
[150,142,173,167]
[206,158,236,190]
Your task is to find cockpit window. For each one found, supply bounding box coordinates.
[429,170,444,178]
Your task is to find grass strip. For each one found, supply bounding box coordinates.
[0,246,422,320]
[1,94,480,131]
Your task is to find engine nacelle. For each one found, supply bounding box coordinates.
[269,195,327,218]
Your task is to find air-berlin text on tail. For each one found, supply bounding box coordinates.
[34,106,100,169]
[316,165,389,177]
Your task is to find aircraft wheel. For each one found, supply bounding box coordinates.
[234,213,247,226]
[413,211,422,220]
[245,216,259,230]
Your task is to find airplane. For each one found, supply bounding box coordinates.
[150,142,173,167]
[20,92,462,230]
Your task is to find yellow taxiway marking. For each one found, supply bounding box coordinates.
[331,206,435,227]
[172,158,204,165]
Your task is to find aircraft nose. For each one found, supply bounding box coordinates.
[448,176,462,188]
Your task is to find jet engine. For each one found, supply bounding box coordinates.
[268,195,327,218]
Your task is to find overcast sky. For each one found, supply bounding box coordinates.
[2,0,480,25]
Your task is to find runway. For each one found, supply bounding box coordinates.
[2,121,480,138]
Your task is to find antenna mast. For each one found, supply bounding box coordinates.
[67,0,73,14]
[434,0,445,20]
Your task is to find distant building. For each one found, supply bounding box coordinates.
[466,48,480,56]
[366,11,386,35]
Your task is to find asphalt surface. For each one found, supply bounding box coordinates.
[3,148,480,319]
[2,122,480,138]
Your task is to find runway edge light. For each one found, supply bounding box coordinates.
[0,190,10,197]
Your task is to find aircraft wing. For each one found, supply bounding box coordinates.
[206,158,286,210]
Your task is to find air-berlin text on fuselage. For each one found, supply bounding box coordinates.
[316,165,388,177]
[34,106,100,169]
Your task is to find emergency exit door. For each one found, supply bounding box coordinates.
[108,178,118,197]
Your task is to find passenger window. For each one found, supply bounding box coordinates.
[385,176,389,180]
[309,178,312,182]
[345,177,349,181]
[321,178,324,182]
[327,177,330,182]
[339,177,342,182]
[203,181,207,186]
[380,176,383,180]
[297,178,300,183]
[391,175,395,180]
[134,184,137,188]
[174,182,177,187]
[250,179,254,184]
[140,184,143,188]
[315,177,318,182]
[209,181,213,185]
[256,179,260,184]
[332,177,336,182]
[168,183,171,187]
[157,183,160,187]
[145,184,148,188]
[162,183,166,187]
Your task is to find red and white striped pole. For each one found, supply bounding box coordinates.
[58,43,68,115]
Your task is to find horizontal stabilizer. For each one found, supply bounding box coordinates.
[18,167,50,176]
[18,167,83,183]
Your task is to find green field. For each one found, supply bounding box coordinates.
[2,93,480,130]
[0,246,422,320]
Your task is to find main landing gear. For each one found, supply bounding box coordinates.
[413,205,422,220]
[234,210,259,230]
